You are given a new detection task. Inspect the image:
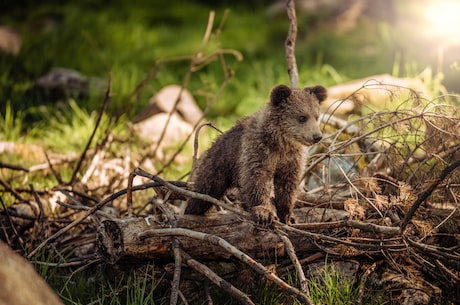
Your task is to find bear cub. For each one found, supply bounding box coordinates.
[185,84,327,225]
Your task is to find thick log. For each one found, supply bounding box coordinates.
[97,208,348,264]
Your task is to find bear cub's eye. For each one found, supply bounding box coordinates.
[298,115,308,123]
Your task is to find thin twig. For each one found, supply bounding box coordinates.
[170,238,182,305]
[133,168,247,216]
[0,177,25,201]
[127,171,135,216]
[44,150,63,184]
[0,196,24,245]
[400,159,460,233]
[190,122,222,178]
[180,249,254,305]
[0,161,29,172]
[152,11,215,160]
[69,74,112,184]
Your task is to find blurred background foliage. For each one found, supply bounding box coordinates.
[1,0,459,129]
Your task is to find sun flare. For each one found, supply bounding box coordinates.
[424,0,460,41]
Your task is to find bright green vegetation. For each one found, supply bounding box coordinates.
[1,1,449,152]
[250,261,388,305]
[1,1,417,122]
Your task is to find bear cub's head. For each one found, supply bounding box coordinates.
[269,84,327,146]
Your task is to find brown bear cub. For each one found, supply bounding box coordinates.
[185,84,327,225]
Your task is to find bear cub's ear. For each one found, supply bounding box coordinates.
[304,85,327,103]
[270,85,292,106]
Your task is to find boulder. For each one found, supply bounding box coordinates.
[133,85,202,159]
[0,26,21,55]
[322,74,429,117]
[0,240,63,305]
[134,85,203,125]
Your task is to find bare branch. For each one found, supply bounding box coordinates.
[400,159,460,233]
[139,228,314,305]
[285,0,299,88]
[70,74,112,184]
[181,249,254,305]
[277,232,309,294]
[170,239,182,305]
[133,168,248,216]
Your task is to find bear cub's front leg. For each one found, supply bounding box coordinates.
[250,205,279,226]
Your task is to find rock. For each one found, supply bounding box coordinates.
[133,85,202,159]
[0,240,64,305]
[24,68,106,103]
[134,85,203,125]
[322,74,429,117]
[133,112,194,159]
[35,68,89,100]
[0,26,21,55]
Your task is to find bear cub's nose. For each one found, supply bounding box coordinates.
[313,134,322,143]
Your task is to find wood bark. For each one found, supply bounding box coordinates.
[96,207,347,264]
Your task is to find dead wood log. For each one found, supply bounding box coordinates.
[96,207,348,264]
[98,213,289,264]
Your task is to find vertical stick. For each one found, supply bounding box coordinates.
[285,0,299,89]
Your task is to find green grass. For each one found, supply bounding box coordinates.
[308,261,387,305]
[0,101,24,142]
[250,261,388,305]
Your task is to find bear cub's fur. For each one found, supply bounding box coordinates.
[185,84,327,225]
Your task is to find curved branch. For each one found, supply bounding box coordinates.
[139,228,314,305]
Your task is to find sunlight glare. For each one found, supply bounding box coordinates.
[424,0,460,41]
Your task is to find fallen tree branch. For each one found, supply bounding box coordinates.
[170,239,182,305]
[133,168,247,216]
[292,219,399,235]
[181,249,255,305]
[139,228,314,305]
[277,231,309,294]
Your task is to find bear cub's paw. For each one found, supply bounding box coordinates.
[280,213,296,225]
[250,205,279,227]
